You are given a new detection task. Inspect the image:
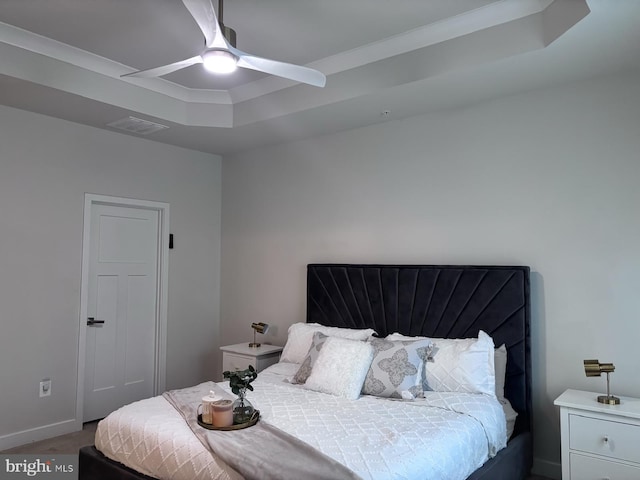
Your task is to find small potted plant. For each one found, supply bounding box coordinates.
[223,365,258,423]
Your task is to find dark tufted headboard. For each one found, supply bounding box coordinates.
[307,264,531,437]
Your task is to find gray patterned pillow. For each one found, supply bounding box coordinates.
[362,337,433,398]
[291,332,329,384]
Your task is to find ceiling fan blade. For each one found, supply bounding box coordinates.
[121,56,203,78]
[182,0,227,48]
[233,49,326,87]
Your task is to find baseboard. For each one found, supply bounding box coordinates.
[0,419,78,451]
[532,457,561,480]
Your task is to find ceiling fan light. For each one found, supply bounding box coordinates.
[202,50,237,74]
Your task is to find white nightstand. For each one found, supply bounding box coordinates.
[220,343,283,374]
[554,389,640,480]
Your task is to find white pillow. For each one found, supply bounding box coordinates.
[494,344,507,401]
[492,343,518,437]
[304,336,374,400]
[387,333,429,344]
[387,331,497,397]
[280,322,375,364]
[426,331,496,396]
[502,396,518,439]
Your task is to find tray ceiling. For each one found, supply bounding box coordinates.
[1,0,638,155]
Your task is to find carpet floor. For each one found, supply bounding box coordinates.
[1,421,98,455]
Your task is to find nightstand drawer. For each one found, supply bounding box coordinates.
[570,414,640,463]
[222,353,253,372]
[570,452,640,480]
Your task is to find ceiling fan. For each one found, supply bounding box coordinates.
[121,0,326,88]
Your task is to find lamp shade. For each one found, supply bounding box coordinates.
[251,322,269,334]
[584,359,615,376]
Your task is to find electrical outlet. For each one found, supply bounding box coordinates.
[39,379,51,398]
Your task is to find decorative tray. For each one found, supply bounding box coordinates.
[197,410,260,431]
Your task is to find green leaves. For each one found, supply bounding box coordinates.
[223,365,258,396]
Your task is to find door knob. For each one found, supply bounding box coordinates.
[87,317,105,326]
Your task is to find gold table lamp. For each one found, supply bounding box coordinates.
[249,322,269,348]
[583,359,620,405]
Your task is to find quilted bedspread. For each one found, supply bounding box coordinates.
[95,362,506,480]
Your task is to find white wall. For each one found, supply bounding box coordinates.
[0,106,222,448]
[221,71,640,478]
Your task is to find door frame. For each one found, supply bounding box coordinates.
[75,193,169,428]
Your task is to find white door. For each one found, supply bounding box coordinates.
[83,204,159,421]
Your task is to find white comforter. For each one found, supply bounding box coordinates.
[96,362,506,480]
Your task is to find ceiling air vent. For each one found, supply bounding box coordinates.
[106,116,169,136]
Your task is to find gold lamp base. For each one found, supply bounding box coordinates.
[597,395,620,405]
[248,342,261,348]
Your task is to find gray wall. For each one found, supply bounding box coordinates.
[0,106,222,447]
[221,71,640,478]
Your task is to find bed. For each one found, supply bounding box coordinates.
[79,263,532,480]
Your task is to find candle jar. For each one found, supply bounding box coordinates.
[211,399,234,427]
[198,393,218,424]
